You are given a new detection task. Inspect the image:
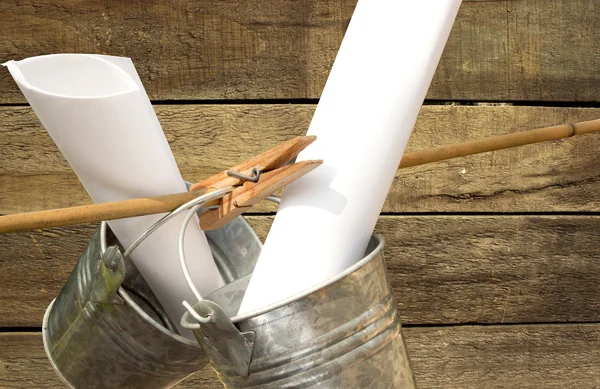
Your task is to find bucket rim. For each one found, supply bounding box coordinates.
[229,234,386,323]
[42,299,76,388]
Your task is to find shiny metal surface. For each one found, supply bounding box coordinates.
[42,216,262,389]
[182,235,417,389]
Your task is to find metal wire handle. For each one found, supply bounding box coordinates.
[98,187,234,331]
[97,182,282,328]
[180,194,281,325]
[99,187,235,257]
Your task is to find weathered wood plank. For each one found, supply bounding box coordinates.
[1,105,599,214]
[1,215,599,327]
[2,323,600,388]
[1,1,600,102]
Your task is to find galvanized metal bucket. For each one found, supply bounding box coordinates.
[182,234,417,389]
[42,216,263,389]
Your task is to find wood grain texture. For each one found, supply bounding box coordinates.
[2,1,600,102]
[2,215,599,327]
[2,323,600,388]
[1,104,599,215]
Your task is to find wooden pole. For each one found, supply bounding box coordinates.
[1,118,599,233]
[0,190,214,234]
[399,118,600,168]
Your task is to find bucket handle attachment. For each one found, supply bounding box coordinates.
[183,300,256,377]
[89,245,126,305]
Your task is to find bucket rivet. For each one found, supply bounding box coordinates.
[106,260,117,271]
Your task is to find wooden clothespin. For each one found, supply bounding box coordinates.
[191,136,321,230]
[0,136,321,233]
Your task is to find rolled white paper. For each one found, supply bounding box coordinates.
[5,54,224,338]
[239,0,462,315]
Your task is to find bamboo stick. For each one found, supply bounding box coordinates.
[1,118,599,233]
[0,190,214,234]
[399,118,600,168]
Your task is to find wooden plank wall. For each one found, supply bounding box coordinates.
[1,1,599,388]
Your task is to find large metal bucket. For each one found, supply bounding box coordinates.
[182,235,417,388]
[42,217,262,389]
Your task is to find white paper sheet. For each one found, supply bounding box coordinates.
[238,0,462,315]
[4,54,224,338]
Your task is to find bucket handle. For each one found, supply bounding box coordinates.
[99,187,236,331]
[178,191,257,376]
[177,192,281,376]
[179,193,280,324]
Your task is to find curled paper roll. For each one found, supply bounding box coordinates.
[239,0,462,315]
[5,54,224,338]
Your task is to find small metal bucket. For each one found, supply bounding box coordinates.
[42,216,263,389]
[182,235,417,388]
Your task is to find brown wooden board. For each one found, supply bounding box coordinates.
[2,323,600,388]
[2,105,599,215]
[2,1,600,102]
[1,215,599,328]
